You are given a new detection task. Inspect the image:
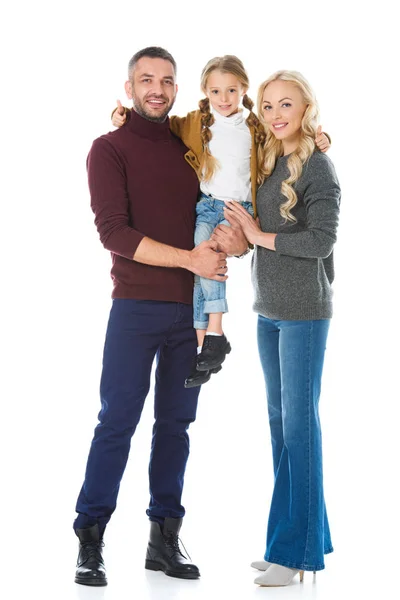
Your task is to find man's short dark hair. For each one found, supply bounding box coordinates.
[128,47,177,78]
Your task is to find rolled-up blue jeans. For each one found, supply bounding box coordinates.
[257,315,333,571]
[193,193,254,329]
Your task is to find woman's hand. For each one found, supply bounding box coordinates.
[223,201,261,245]
[112,100,126,128]
[315,125,330,153]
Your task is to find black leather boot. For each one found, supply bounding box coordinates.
[196,334,231,371]
[145,518,200,579]
[184,358,222,388]
[75,524,107,586]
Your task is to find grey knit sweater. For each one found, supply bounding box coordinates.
[252,151,341,321]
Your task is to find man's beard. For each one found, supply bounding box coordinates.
[133,93,175,123]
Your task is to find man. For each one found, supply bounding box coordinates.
[74,46,248,587]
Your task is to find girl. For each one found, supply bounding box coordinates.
[224,70,340,586]
[112,57,330,388]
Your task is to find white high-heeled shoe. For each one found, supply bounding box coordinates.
[250,560,271,571]
[254,563,316,587]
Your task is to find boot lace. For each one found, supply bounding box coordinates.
[202,336,214,350]
[164,533,192,561]
[202,335,224,351]
[80,540,105,563]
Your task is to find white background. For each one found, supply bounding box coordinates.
[2,1,399,599]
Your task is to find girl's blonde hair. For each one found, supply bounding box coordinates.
[198,55,266,182]
[257,70,319,223]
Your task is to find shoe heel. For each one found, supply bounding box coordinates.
[299,570,316,582]
[145,559,163,572]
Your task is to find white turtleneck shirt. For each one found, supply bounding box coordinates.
[200,109,252,204]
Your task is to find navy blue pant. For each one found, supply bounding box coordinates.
[74,299,200,533]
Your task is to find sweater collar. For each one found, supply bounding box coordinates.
[212,108,245,126]
[127,108,172,140]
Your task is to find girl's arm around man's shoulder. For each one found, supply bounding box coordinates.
[110,104,203,150]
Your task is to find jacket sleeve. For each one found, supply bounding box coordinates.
[274,156,340,259]
[87,137,144,259]
[170,111,201,150]
[169,114,187,139]
[323,131,331,144]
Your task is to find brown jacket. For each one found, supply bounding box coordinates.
[119,107,259,217]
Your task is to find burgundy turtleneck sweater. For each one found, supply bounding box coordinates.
[87,109,200,302]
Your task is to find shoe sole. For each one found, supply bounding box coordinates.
[74,577,108,586]
[184,372,211,389]
[196,344,231,371]
[184,365,222,388]
[145,559,200,579]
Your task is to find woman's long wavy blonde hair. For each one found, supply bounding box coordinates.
[257,70,319,223]
[199,55,266,182]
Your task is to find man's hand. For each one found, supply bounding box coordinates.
[222,201,262,246]
[112,100,127,128]
[187,240,228,281]
[315,125,330,153]
[210,218,248,256]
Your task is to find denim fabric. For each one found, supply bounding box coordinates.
[74,299,200,533]
[193,193,254,329]
[257,316,333,571]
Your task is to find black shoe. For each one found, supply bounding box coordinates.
[75,524,107,586]
[145,518,200,579]
[184,358,222,388]
[196,334,231,371]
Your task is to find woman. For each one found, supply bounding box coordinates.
[224,70,340,587]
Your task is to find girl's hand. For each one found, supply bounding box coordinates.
[112,100,126,128]
[315,125,330,153]
[223,201,261,245]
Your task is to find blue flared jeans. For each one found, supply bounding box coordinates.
[257,315,333,571]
